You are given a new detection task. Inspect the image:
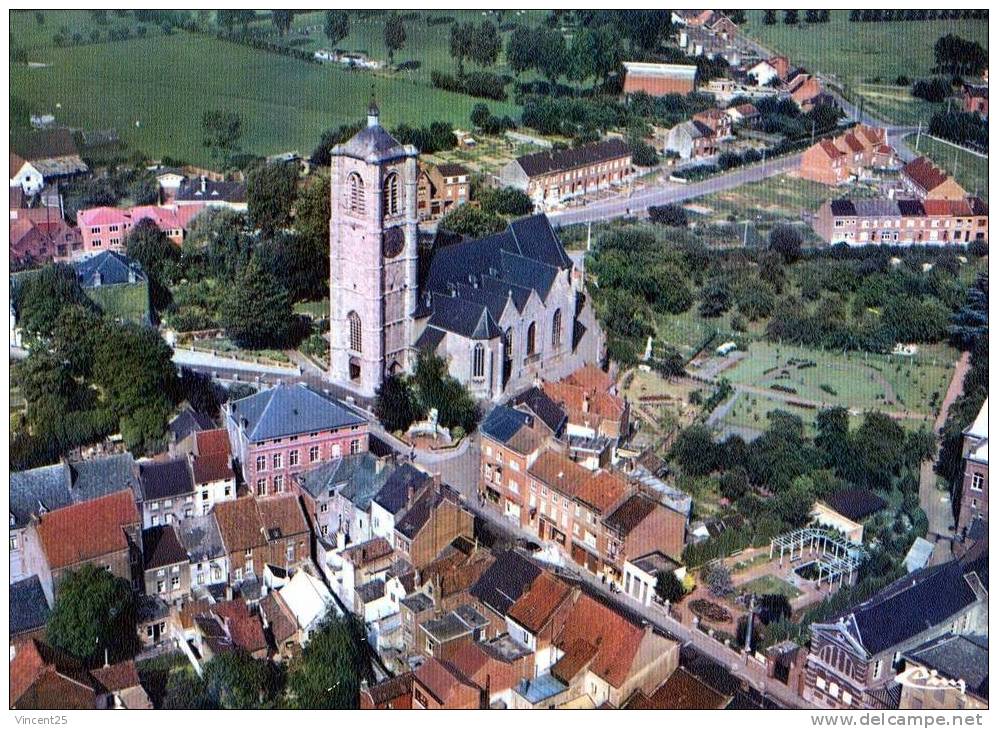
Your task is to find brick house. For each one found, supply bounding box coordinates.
[360,672,414,709]
[9,204,83,264]
[224,382,368,498]
[141,524,191,606]
[76,204,204,258]
[499,139,633,209]
[213,495,310,585]
[799,125,895,185]
[962,84,988,116]
[505,571,576,676]
[21,490,142,604]
[622,62,698,96]
[479,403,555,525]
[900,156,968,201]
[691,108,733,139]
[602,493,687,578]
[788,73,829,112]
[412,656,484,708]
[541,364,630,467]
[664,119,718,160]
[956,398,988,550]
[417,162,470,222]
[392,486,474,570]
[813,196,988,246]
[802,542,988,709]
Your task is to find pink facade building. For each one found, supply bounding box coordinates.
[76,204,205,258]
[224,383,369,498]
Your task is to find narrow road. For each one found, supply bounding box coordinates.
[919,351,972,565]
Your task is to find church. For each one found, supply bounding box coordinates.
[328,103,604,400]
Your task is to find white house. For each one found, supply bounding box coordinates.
[747,59,779,86]
[10,159,45,195]
[277,569,340,644]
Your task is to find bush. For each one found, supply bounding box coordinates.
[431,70,508,101]
[648,203,688,227]
[911,78,951,103]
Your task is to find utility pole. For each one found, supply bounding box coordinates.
[915,121,922,152]
[811,120,816,145]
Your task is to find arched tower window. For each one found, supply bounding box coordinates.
[348,173,365,214]
[551,309,562,349]
[526,322,537,356]
[472,343,485,379]
[504,327,513,360]
[348,311,362,353]
[383,172,400,215]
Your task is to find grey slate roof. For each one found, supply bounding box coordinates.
[74,251,146,287]
[168,407,215,443]
[228,382,365,442]
[333,108,412,162]
[515,138,630,179]
[401,592,434,613]
[470,550,542,617]
[395,490,441,539]
[480,405,534,445]
[512,387,567,435]
[138,458,195,501]
[177,513,225,562]
[823,489,888,522]
[175,178,246,204]
[419,214,572,341]
[356,578,386,604]
[9,454,138,530]
[906,633,988,699]
[414,325,447,354]
[142,525,188,569]
[373,463,432,515]
[294,452,391,511]
[830,541,988,656]
[10,575,51,636]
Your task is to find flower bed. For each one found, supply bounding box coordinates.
[689,599,732,623]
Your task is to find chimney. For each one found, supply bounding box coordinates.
[200,176,207,193]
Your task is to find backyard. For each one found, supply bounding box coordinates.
[908,134,989,201]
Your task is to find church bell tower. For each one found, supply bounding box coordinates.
[328,102,419,398]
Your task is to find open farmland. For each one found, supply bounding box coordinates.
[10,28,521,165]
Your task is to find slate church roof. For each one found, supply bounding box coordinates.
[418,214,573,343]
[332,103,413,163]
[227,382,365,442]
[10,576,51,636]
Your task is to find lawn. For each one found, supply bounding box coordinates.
[719,341,957,421]
[695,174,878,224]
[293,298,329,319]
[10,30,521,165]
[852,84,945,128]
[738,574,802,599]
[908,134,989,201]
[742,11,988,88]
[187,336,290,365]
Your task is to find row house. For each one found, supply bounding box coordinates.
[901,156,968,201]
[505,571,575,677]
[136,457,197,528]
[602,493,687,578]
[802,541,988,709]
[76,204,203,258]
[622,62,698,96]
[813,196,989,246]
[225,382,369,498]
[213,495,310,587]
[799,124,896,185]
[417,162,470,223]
[141,524,191,606]
[499,138,633,209]
[10,453,138,584]
[20,490,143,604]
[369,463,436,542]
[392,486,475,570]
[177,513,229,590]
[293,451,393,546]
[188,429,237,516]
[955,398,988,552]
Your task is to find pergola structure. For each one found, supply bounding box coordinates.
[769,528,864,587]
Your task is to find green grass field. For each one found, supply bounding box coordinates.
[11,29,521,165]
[721,341,956,420]
[742,11,988,87]
[908,134,989,201]
[738,574,802,599]
[85,282,151,324]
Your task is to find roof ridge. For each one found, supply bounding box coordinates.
[248,386,281,441]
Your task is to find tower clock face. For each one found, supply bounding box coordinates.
[383,227,405,259]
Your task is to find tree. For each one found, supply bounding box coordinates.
[125,219,180,308]
[323,10,349,47]
[478,187,533,217]
[374,374,424,433]
[309,122,364,166]
[670,425,718,476]
[763,10,777,24]
[438,203,505,237]
[287,613,374,708]
[698,277,732,318]
[449,22,474,76]
[655,571,685,603]
[203,651,281,709]
[701,562,733,597]
[47,564,139,663]
[505,26,534,76]
[648,203,688,227]
[769,224,803,263]
[735,279,776,320]
[783,9,799,25]
[13,263,94,337]
[222,257,293,348]
[272,10,293,35]
[470,21,501,69]
[412,353,480,432]
[383,11,406,66]
[201,110,242,157]
[247,161,298,235]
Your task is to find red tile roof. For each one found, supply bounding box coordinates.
[624,667,731,709]
[214,498,266,553]
[575,470,629,514]
[195,428,230,456]
[10,639,101,710]
[211,600,267,653]
[555,594,646,688]
[35,490,140,570]
[91,660,142,692]
[191,453,235,485]
[507,572,572,634]
[902,156,951,193]
[257,494,308,540]
[528,450,591,500]
[414,657,481,707]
